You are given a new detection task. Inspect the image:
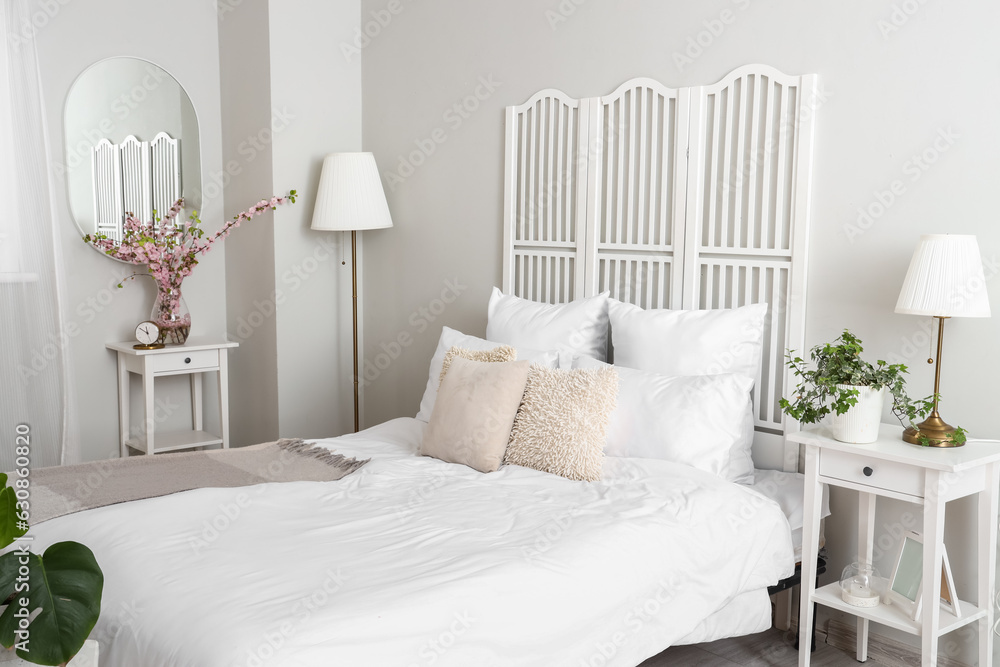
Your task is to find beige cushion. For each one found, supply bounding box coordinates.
[505,366,619,482]
[420,357,531,473]
[439,344,517,382]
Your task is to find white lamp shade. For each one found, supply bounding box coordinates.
[311,152,393,231]
[895,234,991,318]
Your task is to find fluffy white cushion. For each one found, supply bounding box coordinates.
[420,357,531,473]
[439,344,516,382]
[575,355,755,484]
[486,288,611,361]
[608,300,767,382]
[416,327,558,422]
[504,366,619,482]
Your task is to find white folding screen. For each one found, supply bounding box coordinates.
[503,90,589,305]
[91,132,180,240]
[503,65,818,471]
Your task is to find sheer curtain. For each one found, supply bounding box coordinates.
[0,0,71,468]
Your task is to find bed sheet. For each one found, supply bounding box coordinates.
[674,587,772,646]
[29,418,794,667]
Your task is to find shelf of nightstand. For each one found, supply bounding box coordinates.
[811,582,985,636]
[125,430,223,454]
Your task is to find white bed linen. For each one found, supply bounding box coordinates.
[673,588,772,646]
[29,419,794,667]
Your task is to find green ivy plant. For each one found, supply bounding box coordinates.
[0,473,103,666]
[779,330,965,445]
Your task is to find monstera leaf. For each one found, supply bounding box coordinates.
[0,542,103,666]
[0,473,28,549]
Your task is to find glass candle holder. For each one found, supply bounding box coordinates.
[840,561,883,608]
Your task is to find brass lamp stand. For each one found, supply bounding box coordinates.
[901,316,957,447]
[310,153,394,434]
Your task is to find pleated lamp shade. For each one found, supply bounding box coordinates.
[311,153,393,231]
[895,234,991,318]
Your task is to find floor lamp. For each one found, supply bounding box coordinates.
[895,234,990,446]
[311,153,393,432]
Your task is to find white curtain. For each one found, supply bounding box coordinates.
[0,0,70,468]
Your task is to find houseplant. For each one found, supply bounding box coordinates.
[84,192,296,345]
[0,472,103,666]
[779,330,964,445]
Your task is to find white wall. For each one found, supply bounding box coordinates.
[35,0,228,463]
[269,0,362,439]
[221,0,363,444]
[360,1,1000,663]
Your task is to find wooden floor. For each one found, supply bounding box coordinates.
[640,627,862,666]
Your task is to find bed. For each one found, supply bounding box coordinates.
[25,65,820,666]
[29,419,795,666]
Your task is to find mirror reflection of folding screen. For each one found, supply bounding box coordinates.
[503,65,818,471]
[91,132,180,240]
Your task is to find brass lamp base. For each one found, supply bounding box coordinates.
[902,412,962,447]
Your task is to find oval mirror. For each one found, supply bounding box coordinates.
[64,58,201,253]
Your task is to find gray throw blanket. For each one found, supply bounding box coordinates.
[26,439,368,525]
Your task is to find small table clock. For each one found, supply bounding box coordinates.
[133,321,164,350]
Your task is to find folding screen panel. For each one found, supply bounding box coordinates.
[503,65,817,471]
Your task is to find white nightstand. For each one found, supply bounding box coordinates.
[106,337,239,456]
[790,424,1000,667]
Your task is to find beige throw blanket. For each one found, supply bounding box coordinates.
[27,439,368,525]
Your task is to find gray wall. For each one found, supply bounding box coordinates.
[221,0,363,445]
[359,1,999,663]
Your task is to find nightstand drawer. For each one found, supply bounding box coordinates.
[819,449,924,497]
[147,349,220,373]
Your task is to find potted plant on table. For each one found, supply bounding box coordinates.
[0,472,102,666]
[779,330,964,445]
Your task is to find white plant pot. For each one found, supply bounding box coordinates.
[0,640,98,666]
[830,385,885,444]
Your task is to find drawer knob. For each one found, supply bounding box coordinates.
[863,466,874,477]
[184,357,192,364]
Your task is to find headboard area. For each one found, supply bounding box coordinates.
[502,65,818,472]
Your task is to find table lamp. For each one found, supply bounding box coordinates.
[311,152,393,432]
[895,234,990,446]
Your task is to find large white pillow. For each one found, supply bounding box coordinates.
[608,300,767,381]
[575,355,755,484]
[415,326,559,422]
[486,288,611,361]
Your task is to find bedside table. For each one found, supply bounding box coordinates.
[106,337,239,456]
[790,424,1000,667]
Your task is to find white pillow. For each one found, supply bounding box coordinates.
[486,288,611,361]
[575,355,755,484]
[608,300,767,382]
[415,326,559,422]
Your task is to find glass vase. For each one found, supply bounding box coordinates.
[151,286,191,345]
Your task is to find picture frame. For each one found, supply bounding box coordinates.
[885,530,960,621]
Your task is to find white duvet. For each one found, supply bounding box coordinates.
[30,418,793,667]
